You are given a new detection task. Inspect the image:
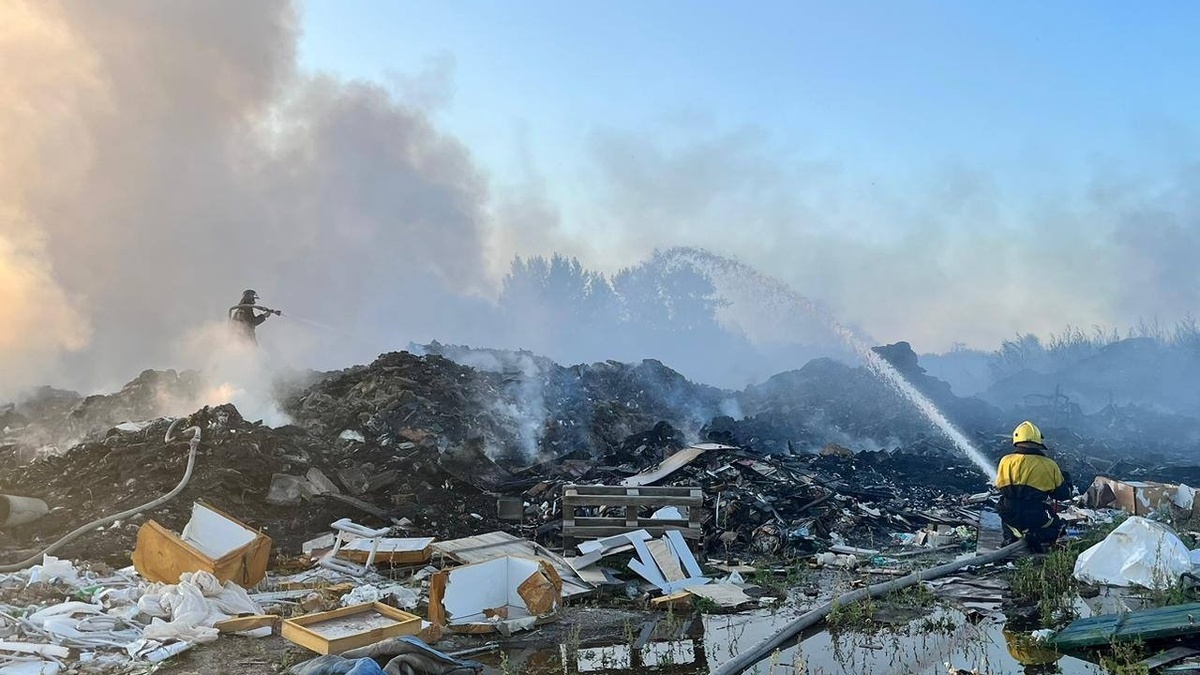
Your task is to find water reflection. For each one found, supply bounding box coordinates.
[478,605,1107,674]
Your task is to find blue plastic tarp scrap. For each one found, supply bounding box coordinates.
[290,654,385,675]
[290,636,483,675]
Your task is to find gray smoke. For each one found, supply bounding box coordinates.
[578,123,1200,352]
[7,0,1200,410]
[0,0,494,400]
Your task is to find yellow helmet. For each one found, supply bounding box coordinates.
[1012,420,1044,446]
[1003,630,1060,666]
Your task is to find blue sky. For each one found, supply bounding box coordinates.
[296,2,1200,348]
[299,1,1198,188]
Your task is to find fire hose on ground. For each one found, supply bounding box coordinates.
[0,419,202,573]
[709,538,1030,675]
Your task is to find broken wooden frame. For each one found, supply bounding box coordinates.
[281,601,421,654]
[562,485,702,548]
[131,501,271,587]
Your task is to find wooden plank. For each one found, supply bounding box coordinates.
[687,583,754,608]
[562,494,703,507]
[564,525,701,539]
[215,615,280,634]
[1140,647,1200,670]
[566,484,701,497]
[339,538,433,564]
[647,540,686,582]
[651,591,692,609]
[569,517,691,527]
[626,488,640,528]
[433,531,525,560]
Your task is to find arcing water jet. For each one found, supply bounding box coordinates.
[663,247,998,482]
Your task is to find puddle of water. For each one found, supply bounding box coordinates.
[479,605,1105,674]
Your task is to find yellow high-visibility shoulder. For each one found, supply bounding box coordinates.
[995,452,1063,493]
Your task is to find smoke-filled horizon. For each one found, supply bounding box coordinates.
[4,1,1200,402]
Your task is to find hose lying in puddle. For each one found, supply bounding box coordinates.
[710,538,1029,675]
[0,419,202,573]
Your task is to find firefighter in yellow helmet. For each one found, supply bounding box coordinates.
[995,421,1072,552]
[1003,629,1063,673]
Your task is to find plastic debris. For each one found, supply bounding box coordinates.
[1073,517,1192,590]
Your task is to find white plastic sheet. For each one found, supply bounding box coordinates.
[0,657,61,675]
[137,571,261,645]
[24,603,141,649]
[1073,516,1192,589]
[24,557,78,587]
[340,584,419,609]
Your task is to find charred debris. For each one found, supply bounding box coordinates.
[2,340,1194,566]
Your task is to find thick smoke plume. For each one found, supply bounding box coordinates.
[7,0,1200,413]
[0,0,494,400]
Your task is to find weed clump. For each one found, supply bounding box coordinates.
[1010,547,1079,627]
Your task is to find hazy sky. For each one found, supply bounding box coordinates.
[4,1,1200,398]
[296,1,1200,342]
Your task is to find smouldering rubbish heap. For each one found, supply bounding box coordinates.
[2,342,1200,673]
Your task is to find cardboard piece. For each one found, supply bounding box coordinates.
[281,602,421,654]
[627,531,709,593]
[433,531,593,599]
[686,583,754,608]
[132,502,271,587]
[340,537,434,564]
[647,540,686,582]
[428,556,562,634]
[620,443,736,487]
[1087,476,1195,517]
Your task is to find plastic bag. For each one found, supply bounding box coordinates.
[25,557,79,587]
[1073,516,1192,590]
[136,571,261,646]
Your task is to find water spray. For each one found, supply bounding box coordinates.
[662,247,999,483]
[228,303,343,334]
[279,313,339,332]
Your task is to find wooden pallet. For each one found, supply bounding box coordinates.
[562,484,703,547]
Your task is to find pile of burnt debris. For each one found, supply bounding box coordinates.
[4,342,1200,568]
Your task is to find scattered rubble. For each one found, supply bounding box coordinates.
[6,342,1200,672]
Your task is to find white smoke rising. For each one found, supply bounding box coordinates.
[430,347,550,459]
[0,0,495,403]
[175,322,293,426]
[7,0,1200,423]
[718,397,744,420]
[578,123,1200,352]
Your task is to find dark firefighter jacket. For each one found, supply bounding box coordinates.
[230,305,268,341]
[995,445,1070,515]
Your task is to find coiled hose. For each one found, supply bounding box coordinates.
[0,419,202,573]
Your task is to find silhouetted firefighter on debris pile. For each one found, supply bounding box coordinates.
[229,289,280,345]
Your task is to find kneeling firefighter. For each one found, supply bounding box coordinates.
[995,421,1072,552]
